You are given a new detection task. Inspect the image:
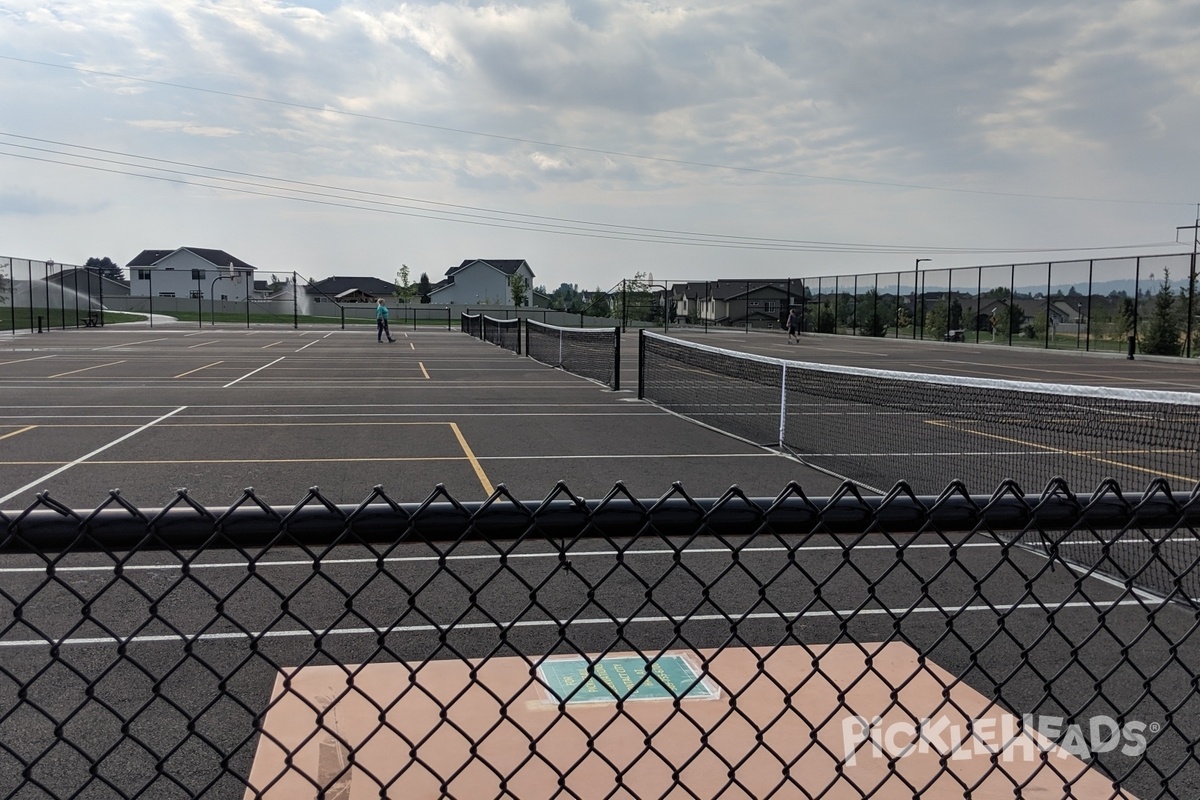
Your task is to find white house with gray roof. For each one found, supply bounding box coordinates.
[126,248,256,301]
[428,259,535,306]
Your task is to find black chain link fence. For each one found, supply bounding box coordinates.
[3,479,1199,798]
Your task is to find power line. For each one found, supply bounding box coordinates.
[2,54,1195,209]
[0,135,1177,255]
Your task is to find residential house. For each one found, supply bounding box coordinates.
[126,248,256,301]
[305,276,398,304]
[672,280,806,328]
[428,260,535,306]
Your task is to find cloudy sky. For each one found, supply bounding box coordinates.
[1,0,1198,292]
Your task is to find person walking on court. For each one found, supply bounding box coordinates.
[786,307,800,344]
[376,298,395,343]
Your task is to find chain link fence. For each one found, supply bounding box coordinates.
[2,479,1199,798]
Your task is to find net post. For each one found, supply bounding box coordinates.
[637,329,646,398]
[778,363,787,446]
[613,327,621,391]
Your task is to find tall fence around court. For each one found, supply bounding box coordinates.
[1,481,1198,799]
[658,252,1200,357]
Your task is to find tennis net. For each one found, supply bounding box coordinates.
[525,320,621,389]
[482,315,521,354]
[460,312,482,338]
[638,330,1200,497]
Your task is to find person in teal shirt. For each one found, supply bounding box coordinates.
[376,299,395,343]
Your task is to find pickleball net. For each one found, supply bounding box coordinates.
[525,320,621,389]
[461,312,521,354]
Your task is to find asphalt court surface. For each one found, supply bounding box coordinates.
[0,324,842,511]
[2,323,1197,798]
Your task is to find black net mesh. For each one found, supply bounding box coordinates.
[640,330,1200,497]
[525,320,620,389]
[482,316,521,354]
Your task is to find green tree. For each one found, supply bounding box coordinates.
[394,264,416,303]
[855,289,890,336]
[1141,271,1182,356]
[583,289,611,319]
[816,302,837,333]
[85,256,123,281]
[509,274,529,306]
[618,272,658,324]
[926,297,960,340]
[417,272,433,304]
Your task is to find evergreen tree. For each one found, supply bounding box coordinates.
[1141,271,1182,356]
[417,272,433,304]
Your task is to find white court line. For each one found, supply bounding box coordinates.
[295,340,319,352]
[223,357,284,388]
[0,355,55,366]
[0,406,187,505]
[0,599,1150,649]
[0,542,1000,576]
[94,338,168,350]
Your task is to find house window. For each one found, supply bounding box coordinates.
[158,292,175,298]
[765,301,778,313]
[189,290,203,299]
[137,269,151,281]
[192,269,206,280]
[220,295,228,301]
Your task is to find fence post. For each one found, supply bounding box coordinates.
[612,327,621,391]
[637,329,646,398]
[293,272,298,329]
[98,268,104,327]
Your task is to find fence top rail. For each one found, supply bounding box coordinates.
[3,479,1196,552]
[642,330,1200,406]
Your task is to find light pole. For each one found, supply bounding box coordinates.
[913,258,930,339]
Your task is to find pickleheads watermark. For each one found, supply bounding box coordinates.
[842,714,1155,766]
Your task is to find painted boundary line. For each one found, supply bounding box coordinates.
[223,357,285,388]
[0,406,188,505]
[0,542,1003,575]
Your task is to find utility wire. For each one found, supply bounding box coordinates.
[2,54,1195,209]
[0,135,1179,255]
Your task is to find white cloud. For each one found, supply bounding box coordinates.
[0,0,1195,286]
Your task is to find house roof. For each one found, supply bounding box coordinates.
[448,259,534,278]
[126,248,256,271]
[305,276,397,297]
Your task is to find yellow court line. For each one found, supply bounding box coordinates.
[419,361,430,379]
[449,421,492,494]
[0,355,56,367]
[174,361,224,379]
[925,419,1197,485]
[0,425,37,442]
[49,361,126,378]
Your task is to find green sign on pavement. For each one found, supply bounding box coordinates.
[538,653,717,705]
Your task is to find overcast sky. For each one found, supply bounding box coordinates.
[2,0,1198,292]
